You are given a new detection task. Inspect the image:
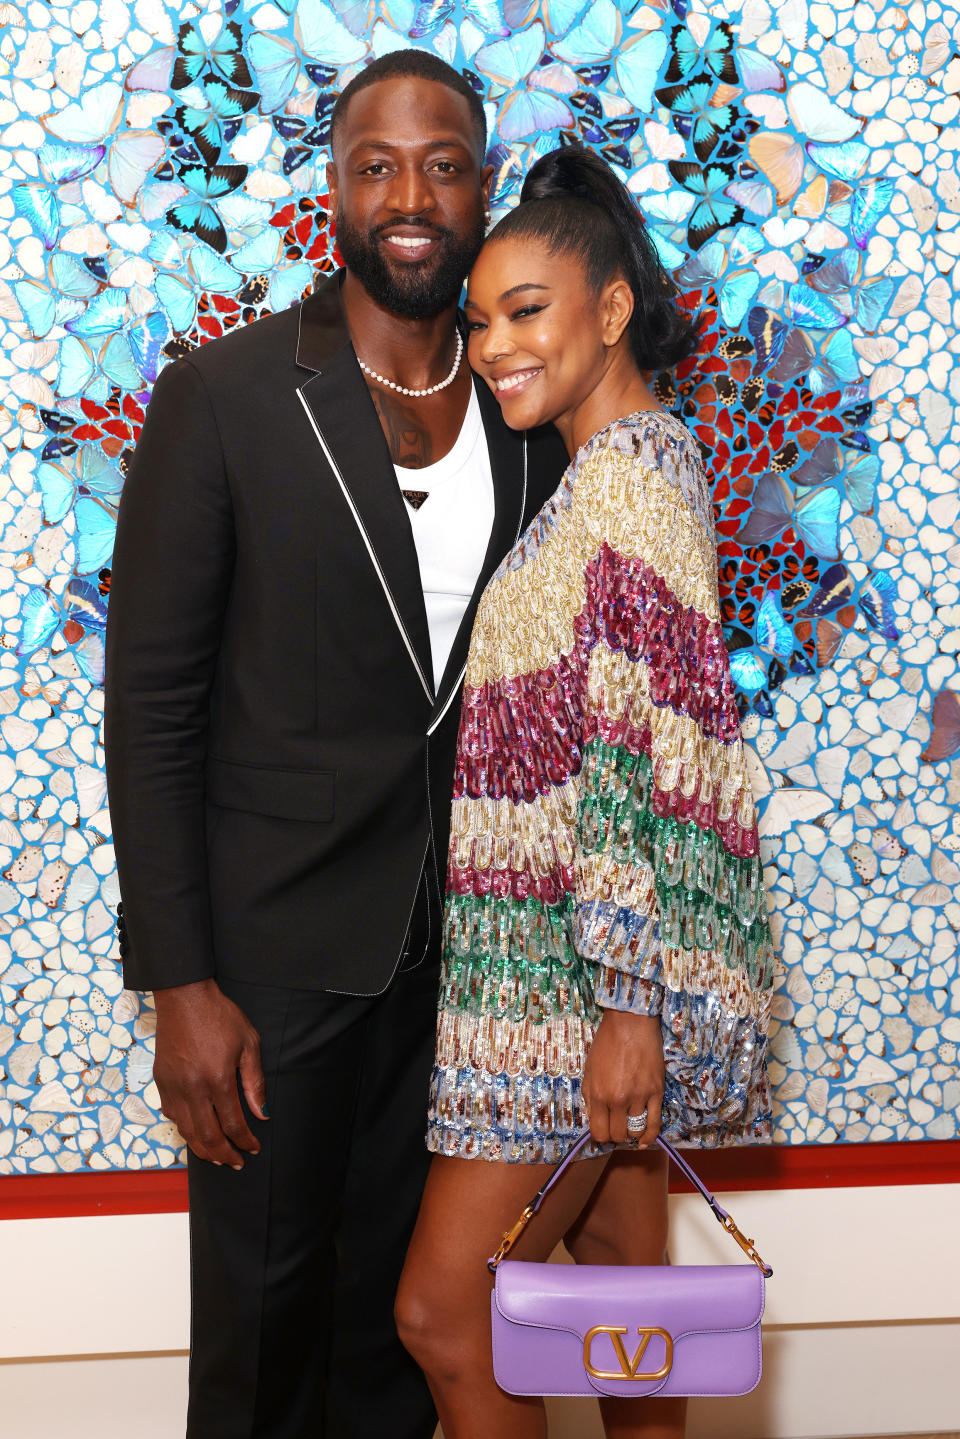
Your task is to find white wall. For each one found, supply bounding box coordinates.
[2,1185,959,1439]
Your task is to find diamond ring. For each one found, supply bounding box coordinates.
[626,1111,648,1134]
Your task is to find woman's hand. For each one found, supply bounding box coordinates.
[582,1010,664,1147]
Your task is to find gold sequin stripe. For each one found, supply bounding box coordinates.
[434,970,771,1079]
[466,460,720,686]
[435,1007,597,1079]
[589,646,757,833]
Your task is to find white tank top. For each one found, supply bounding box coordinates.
[394,383,495,692]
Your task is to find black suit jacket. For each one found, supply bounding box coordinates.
[104,270,567,995]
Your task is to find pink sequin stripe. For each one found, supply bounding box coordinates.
[588,545,741,742]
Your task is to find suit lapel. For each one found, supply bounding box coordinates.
[295,272,434,704]
[427,374,527,734]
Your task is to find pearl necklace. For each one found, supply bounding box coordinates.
[357,330,463,398]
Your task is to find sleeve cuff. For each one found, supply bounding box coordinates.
[593,964,664,1016]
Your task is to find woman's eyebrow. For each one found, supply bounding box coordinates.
[500,283,552,300]
[464,284,552,309]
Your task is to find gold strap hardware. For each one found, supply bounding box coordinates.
[489,1204,536,1272]
[719,1211,772,1275]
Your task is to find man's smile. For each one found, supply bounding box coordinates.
[378,225,444,263]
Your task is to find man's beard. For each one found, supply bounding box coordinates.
[335,211,486,320]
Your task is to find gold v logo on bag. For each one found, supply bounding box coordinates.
[583,1325,673,1382]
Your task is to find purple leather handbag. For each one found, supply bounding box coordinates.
[488,1130,773,1399]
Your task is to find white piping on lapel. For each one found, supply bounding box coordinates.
[296,385,435,705]
[426,432,528,738]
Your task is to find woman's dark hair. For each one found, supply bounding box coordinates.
[490,145,700,371]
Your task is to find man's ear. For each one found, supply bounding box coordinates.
[480,162,494,216]
[601,276,635,348]
[326,160,339,222]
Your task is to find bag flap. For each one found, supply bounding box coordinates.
[494,1260,764,1395]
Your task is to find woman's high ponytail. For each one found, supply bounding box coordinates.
[490,144,700,372]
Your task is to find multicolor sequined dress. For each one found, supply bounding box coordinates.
[427,411,774,1163]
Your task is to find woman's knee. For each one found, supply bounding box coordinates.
[395,1270,485,1381]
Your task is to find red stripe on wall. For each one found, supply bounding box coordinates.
[2,1140,958,1220]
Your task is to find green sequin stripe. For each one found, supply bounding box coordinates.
[578,738,772,982]
[442,892,594,1022]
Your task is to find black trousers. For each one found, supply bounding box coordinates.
[185,952,440,1439]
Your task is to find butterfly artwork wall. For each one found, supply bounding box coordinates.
[0,0,958,1175]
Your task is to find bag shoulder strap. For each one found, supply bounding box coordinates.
[488,1131,773,1278]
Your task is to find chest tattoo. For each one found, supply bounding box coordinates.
[373,389,434,469]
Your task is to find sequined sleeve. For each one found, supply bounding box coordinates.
[574,430,775,1040]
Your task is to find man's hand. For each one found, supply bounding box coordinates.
[153,978,268,1169]
[582,1010,664,1147]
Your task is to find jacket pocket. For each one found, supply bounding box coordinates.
[205,757,335,822]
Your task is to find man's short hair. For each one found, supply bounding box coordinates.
[329,50,487,160]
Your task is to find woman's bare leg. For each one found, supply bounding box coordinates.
[564,1147,687,1439]
[396,1150,610,1439]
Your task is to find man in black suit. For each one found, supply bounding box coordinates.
[104,50,566,1439]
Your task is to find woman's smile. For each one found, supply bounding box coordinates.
[490,365,544,396]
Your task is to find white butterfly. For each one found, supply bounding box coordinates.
[109,129,165,205]
[758,786,833,839]
[75,763,108,820]
[38,858,69,908]
[44,80,124,143]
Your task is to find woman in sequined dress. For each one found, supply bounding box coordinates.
[396,145,774,1439]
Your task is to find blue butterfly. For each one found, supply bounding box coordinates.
[58,336,96,398]
[16,279,83,338]
[734,47,785,92]
[18,588,60,656]
[37,445,125,525]
[851,178,895,249]
[248,32,299,113]
[719,269,760,329]
[101,331,143,391]
[853,276,894,332]
[167,164,248,254]
[38,138,106,184]
[64,576,109,634]
[12,182,60,250]
[129,312,169,384]
[808,328,859,397]
[728,649,768,694]
[269,262,314,314]
[552,0,622,66]
[796,564,855,623]
[794,440,878,515]
[668,161,742,249]
[747,306,787,371]
[786,282,847,330]
[413,0,508,37]
[176,77,259,165]
[858,570,898,640]
[75,497,118,574]
[172,20,253,91]
[614,30,669,113]
[756,591,793,662]
[486,142,524,209]
[155,273,198,334]
[65,287,128,340]
[657,78,736,163]
[793,487,841,560]
[50,252,102,301]
[806,139,869,183]
[475,26,574,142]
[737,471,839,559]
[666,22,737,84]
